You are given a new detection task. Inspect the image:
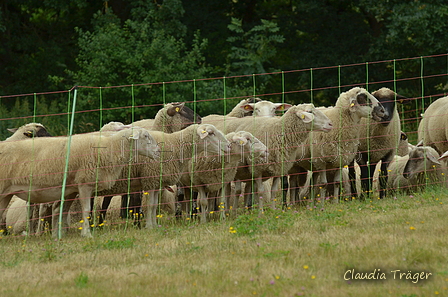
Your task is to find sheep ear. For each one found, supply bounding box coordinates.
[23,131,34,138]
[7,128,17,133]
[233,135,248,146]
[439,150,448,161]
[240,104,254,112]
[167,102,185,116]
[416,140,424,147]
[274,103,293,111]
[400,132,408,141]
[128,130,141,140]
[349,99,358,112]
[247,97,262,103]
[396,94,410,104]
[427,153,441,165]
[197,126,210,139]
[297,111,314,123]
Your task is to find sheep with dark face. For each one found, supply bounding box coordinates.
[133,102,201,133]
[288,87,384,204]
[203,103,334,209]
[347,87,409,199]
[5,123,52,141]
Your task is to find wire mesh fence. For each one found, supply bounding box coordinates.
[1,54,448,238]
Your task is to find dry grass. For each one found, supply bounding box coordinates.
[1,188,448,297]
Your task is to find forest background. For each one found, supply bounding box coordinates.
[1,0,448,137]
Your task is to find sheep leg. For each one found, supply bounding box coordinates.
[347,160,358,197]
[0,194,13,234]
[25,203,39,235]
[197,187,208,223]
[289,175,298,205]
[318,171,328,203]
[36,203,52,235]
[332,170,341,203]
[77,187,95,238]
[51,195,76,238]
[281,175,289,208]
[145,190,159,229]
[378,158,391,198]
[270,176,281,209]
[255,178,265,211]
[359,159,375,198]
[243,182,253,209]
[98,195,113,225]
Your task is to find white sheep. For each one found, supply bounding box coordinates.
[133,102,201,133]
[94,123,231,228]
[417,95,448,154]
[0,127,160,237]
[387,145,448,193]
[2,123,53,234]
[203,103,333,209]
[96,103,203,224]
[5,122,52,141]
[178,131,267,222]
[289,87,384,204]
[348,87,408,198]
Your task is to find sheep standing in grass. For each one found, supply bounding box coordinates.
[347,87,408,199]
[387,145,448,193]
[97,103,202,224]
[288,87,384,204]
[0,127,160,237]
[178,131,267,222]
[417,96,448,154]
[2,122,52,234]
[203,103,333,209]
[95,124,230,228]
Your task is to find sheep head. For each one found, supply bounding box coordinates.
[293,104,333,132]
[240,101,293,117]
[100,121,132,132]
[237,131,268,160]
[166,102,202,129]
[121,127,160,160]
[403,146,442,179]
[196,124,231,155]
[371,87,408,126]
[7,123,52,139]
[338,87,384,121]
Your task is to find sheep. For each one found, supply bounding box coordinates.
[204,98,291,210]
[2,123,53,234]
[0,127,160,237]
[387,145,448,193]
[94,123,231,229]
[132,102,201,133]
[288,87,384,204]
[417,95,448,155]
[202,100,292,132]
[178,131,268,222]
[5,122,52,141]
[4,197,39,235]
[202,103,334,209]
[228,98,292,118]
[347,87,408,199]
[96,103,202,224]
[226,97,263,117]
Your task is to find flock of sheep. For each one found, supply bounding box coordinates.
[1,87,448,238]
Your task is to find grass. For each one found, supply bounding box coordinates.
[1,188,448,297]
